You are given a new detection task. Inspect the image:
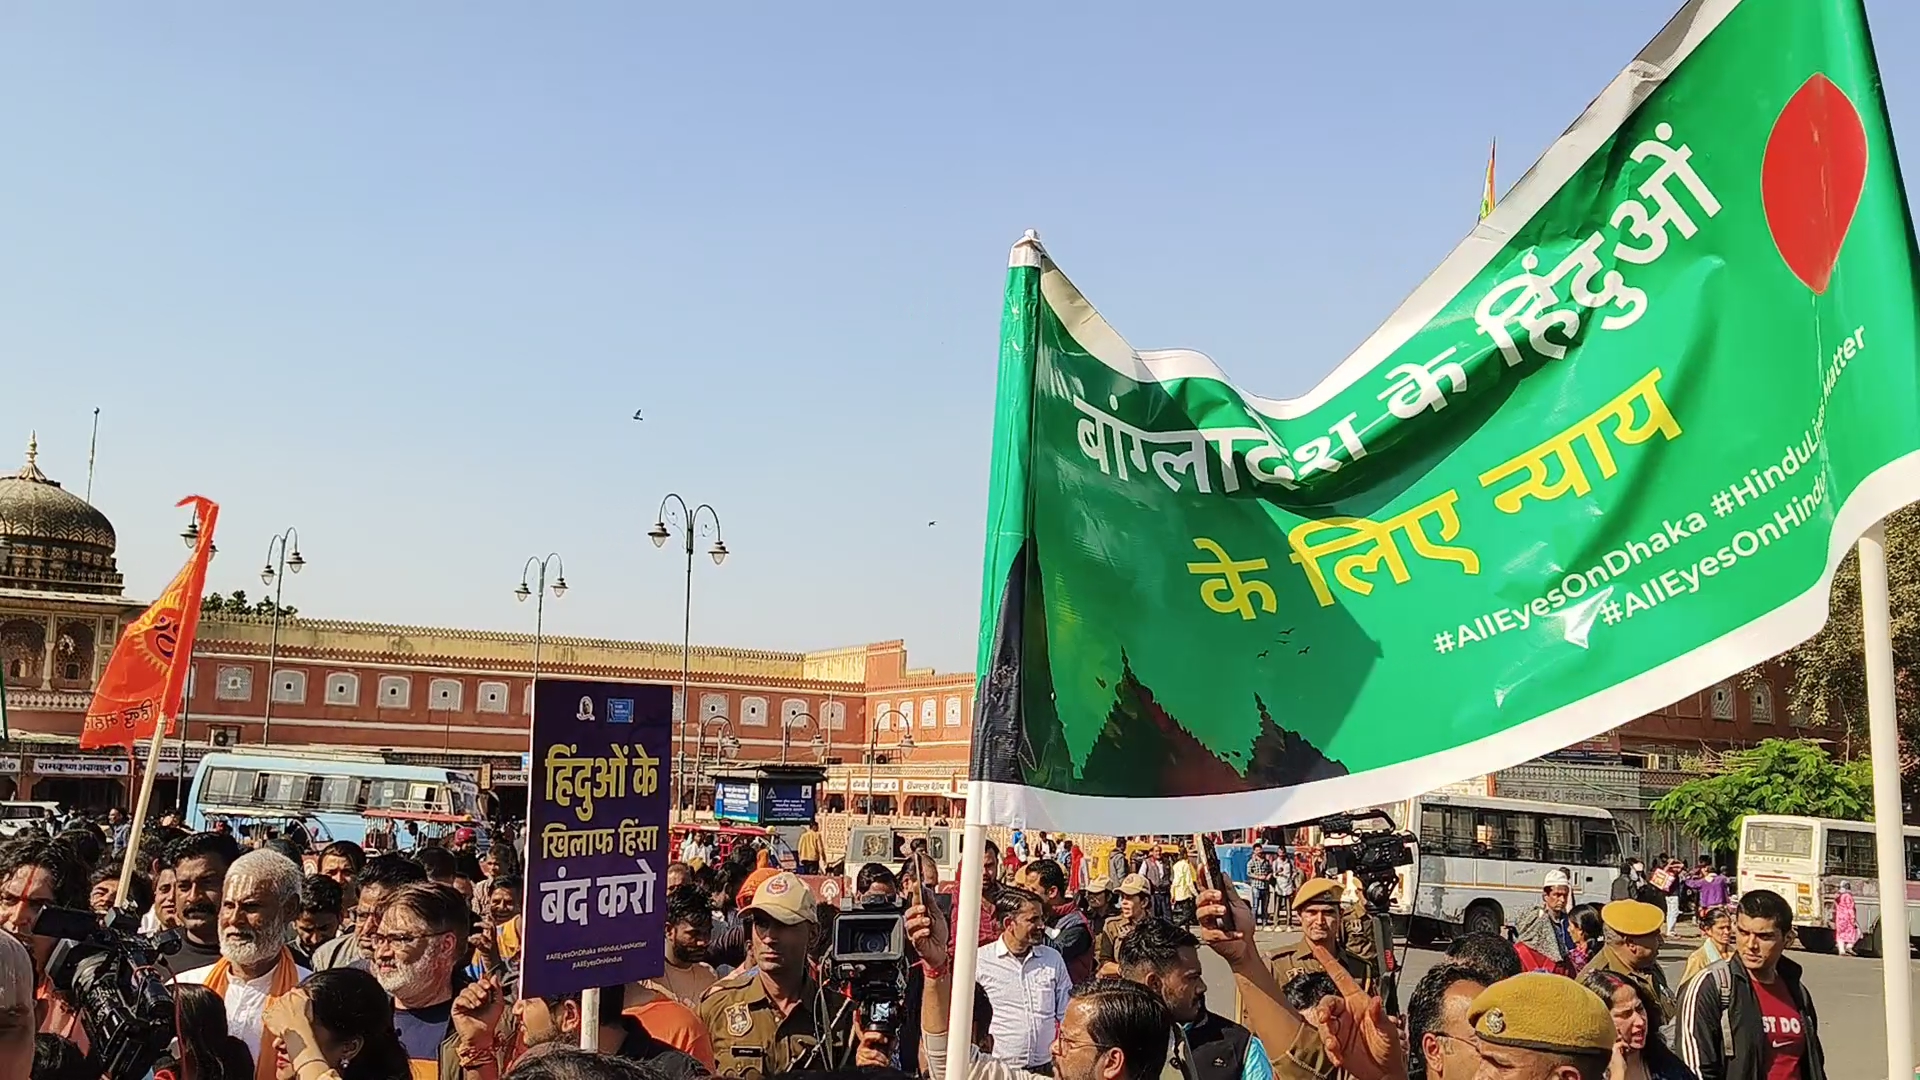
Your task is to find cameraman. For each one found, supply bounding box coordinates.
[0,835,89,1049]
[694,871,851,1080]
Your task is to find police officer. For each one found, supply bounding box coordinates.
[695,872,850,1080]
[1266,878,1379,1080]
[1096,872,1156,977]
[1465,973,1618,1080]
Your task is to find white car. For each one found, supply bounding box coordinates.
[0,802,59,839]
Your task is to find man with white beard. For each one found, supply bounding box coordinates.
[176,848,309,1060]
[368,881,473,1078]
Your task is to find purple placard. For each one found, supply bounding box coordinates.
[522,678,673,998]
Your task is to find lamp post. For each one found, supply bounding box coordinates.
[649,495,727,820]
[256,528,306,747]
[693,716,738,817]
[516,553,569,707]
[780,711,817,765]
[865,707,915,823]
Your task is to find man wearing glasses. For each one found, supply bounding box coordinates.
[367,881,475,1078]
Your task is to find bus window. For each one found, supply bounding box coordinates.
[261,773,308,808]
[318,776,359,811]
[1473,810,1539,860]
[206,768,258,803]
[1746,822,1813,858]
[1542,816,1581,863]
[367,780,401,809]
[1420,806,1477,857]
[1823,830,1876,877]
[1581,821,1621,866]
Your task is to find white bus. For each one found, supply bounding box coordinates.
[1737,814,1920,954]
[1367,793,1624,943]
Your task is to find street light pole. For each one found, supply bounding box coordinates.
[257,528,305,748]
[693,716,736,818]
[865,707,914,824]
[780,711,815,764]
[649,496,727,820]
[516,553,569,697]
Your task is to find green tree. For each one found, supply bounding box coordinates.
[201,593,225,613]
[1767,503,1920,756]
[1652,738,1873,851]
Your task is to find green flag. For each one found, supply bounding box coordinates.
[970,0,1920,833]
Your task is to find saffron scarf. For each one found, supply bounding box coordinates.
[203,950,302,1080]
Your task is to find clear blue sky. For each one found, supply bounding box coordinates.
[4,3,1916,674]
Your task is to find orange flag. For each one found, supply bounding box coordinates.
[81,496,219,749]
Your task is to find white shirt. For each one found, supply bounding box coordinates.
[177,959,312,1059]
[975,939,1071,1068]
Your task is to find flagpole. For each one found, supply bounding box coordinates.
[1853,523,1912,1080]
[115,716,171,902]
[943,783,987,1080]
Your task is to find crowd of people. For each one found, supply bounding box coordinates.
[0,814,1830,1080]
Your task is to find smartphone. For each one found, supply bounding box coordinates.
[1194,833,1224,893]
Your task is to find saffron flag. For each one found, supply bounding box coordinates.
[1479,139,1497,220]
[970,0,1920,833]
[81,497,219,749]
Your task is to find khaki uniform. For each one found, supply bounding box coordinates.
[695,969,838,1080]
[1264,937,1378,1080]
[1096,914,1144,969]
[1577,943,1674,1023]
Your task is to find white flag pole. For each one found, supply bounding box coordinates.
[115,721,171,902]
[1852,523,1912,1080]
[944,785,989,1080]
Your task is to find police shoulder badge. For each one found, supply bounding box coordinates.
[726,1002,752,1037]
[1483,1009,1506,1035]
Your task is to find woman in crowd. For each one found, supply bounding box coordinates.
[1568,901,1605,971]
[264,969,413,1080]
[172,984,256,1080]
[1580,969,1697,1080]
[1681,905,1734,982]
[1834,880,1861,955]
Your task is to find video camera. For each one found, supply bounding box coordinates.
[1316,811,1414,908]
[37,904,182,1080]
[824,892,908,1038]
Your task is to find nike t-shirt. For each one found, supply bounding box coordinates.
[1752,975,1806,1080]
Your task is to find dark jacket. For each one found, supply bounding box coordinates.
[1674,957,1825,1080]
[1175,1010,1254,1080]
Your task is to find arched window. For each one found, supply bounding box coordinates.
[782,699,809,728]
[700,693,729,721]
[429,679,463,712]
[271,669,306,704]
[478,681,509,714]
[1708,682,1734,720]
[945,697,963,727]
[378,676,411,709]
[325,673,359,706]
[741,696,768,727]
[821,701,846,730]
[217,666,253,702]
[920,699,937,729]
[1750,684,1774,724]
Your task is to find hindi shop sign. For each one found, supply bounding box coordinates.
[523,678,672,999]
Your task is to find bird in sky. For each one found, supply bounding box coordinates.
[632,409,644,420]
[927,520,937,527]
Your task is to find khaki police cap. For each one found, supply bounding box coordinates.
[1468,973,1616,1057]
[1291,877,1344,911]
[1117,873,1151,896]
[741,871,818,925]
[1601,899,1666,936]
[1086,876,1113,894]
